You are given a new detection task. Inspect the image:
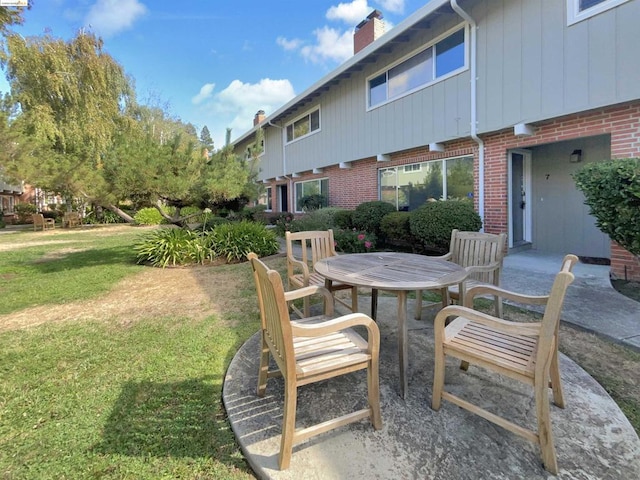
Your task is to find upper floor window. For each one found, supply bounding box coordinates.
[245,138,265,160]
[368,26,466,109]
[567,0,630,25]
[286,108,320,143]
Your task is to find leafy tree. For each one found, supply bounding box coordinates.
[573,158,640,256]
[3,31,133,215]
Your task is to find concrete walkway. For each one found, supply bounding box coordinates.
[223,250,640,479]
[502,250,640,351]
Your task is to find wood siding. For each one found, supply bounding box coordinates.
[475,0,640,133]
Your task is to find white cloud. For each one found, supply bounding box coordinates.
[191,83,215,105]
[300,26,353,64]
[326,0,371,25]
[374,0,405,15]
[85,0,147,38]
[195,78,296,147]
[276,36,302,51]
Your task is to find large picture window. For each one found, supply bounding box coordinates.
[379,156,473,211]
[286,108,320,143]
[295,178,328,212]
[368,26,466,108]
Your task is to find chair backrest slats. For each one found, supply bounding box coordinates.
[286,230,337,271]
[535,254,578,376]
[249,254,296,378]
[450,229,507,284]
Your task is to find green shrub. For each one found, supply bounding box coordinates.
[573,158,640,256]
[180,205,201,217]
[333,229,376,253]
[352,201,396,240]
[134,207,164,225]
[84,209,126,224]
[333,209,354,230]
[0,210,5,229]
[202,216,229,231]
[210,221,280,262]
[239,204,268,223]
[380,211,416,246]
[299,194,327,211]
[289,207,344,233]
[410,200,482,251]
[272,212,295,237]
[135,228,213,267]
[15,203,37,223]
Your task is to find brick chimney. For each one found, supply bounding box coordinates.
[253,110,265,126]
[354,10,385,54]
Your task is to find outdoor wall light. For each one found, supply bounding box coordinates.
[514,123,534,136]
[376,153,391,162]
[570,149,582,163]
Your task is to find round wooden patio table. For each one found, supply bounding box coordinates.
[315,252,467,399]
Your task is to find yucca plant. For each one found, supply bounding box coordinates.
[135,228,209,267]
[210,221,280,262]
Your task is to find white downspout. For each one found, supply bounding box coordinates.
[451,0,484,228]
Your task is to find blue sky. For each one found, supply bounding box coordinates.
[1,0,427,148]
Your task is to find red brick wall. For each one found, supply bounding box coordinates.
[267,100,640,280]
[481,101,640,279]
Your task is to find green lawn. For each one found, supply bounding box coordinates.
[0,226,257,479]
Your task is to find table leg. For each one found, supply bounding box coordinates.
[397,290,408,399]
[371,288,378,320]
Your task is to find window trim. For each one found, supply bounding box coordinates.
[285,107,321,145]
[567,0,630,26]
[366,23,468,111]
[294,177,328,213]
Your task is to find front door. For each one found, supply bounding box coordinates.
[277,184,288,212]
[509,150,532,247]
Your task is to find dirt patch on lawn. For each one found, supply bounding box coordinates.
[0,265,244,333]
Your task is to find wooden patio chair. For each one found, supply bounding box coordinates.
[32,213,55,231]
[285,229,358,317]
[248,253,382,470]
[432,254,578,474]
[62,211,81,228]
[415,229,507,319]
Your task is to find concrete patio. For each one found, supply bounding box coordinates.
[223,289,640,479]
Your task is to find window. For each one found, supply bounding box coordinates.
[567,0,630,25]
[294,178,328,212]
[403,164,422,173]
[286,108,320,143]
[258,186,273,211]
[368,26,466,108]
[245,138,265,160]
[379,156,473,211]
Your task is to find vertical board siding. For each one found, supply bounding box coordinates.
[478,0,640,133]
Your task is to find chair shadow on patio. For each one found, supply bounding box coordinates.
[223,296,640,479]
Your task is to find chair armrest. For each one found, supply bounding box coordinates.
[434,305,541,337]
[287,256,311,279]
[284,285,334,315]
[463,284,549,308]
[463,260,502,275]
[291,313,380,352]
[431,252,452,261]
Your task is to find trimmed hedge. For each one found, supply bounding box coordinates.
[352,201,396,239]
[573,158,640,256]
[409,200,482,251]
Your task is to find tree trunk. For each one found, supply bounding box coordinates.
[106,204,134,223]
[154,200,188,227]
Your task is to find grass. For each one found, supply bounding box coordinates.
[0,226,258,479]
[1,225,639,478]
[0,227,146,314]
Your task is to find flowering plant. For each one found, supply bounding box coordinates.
[333,229,376,253]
